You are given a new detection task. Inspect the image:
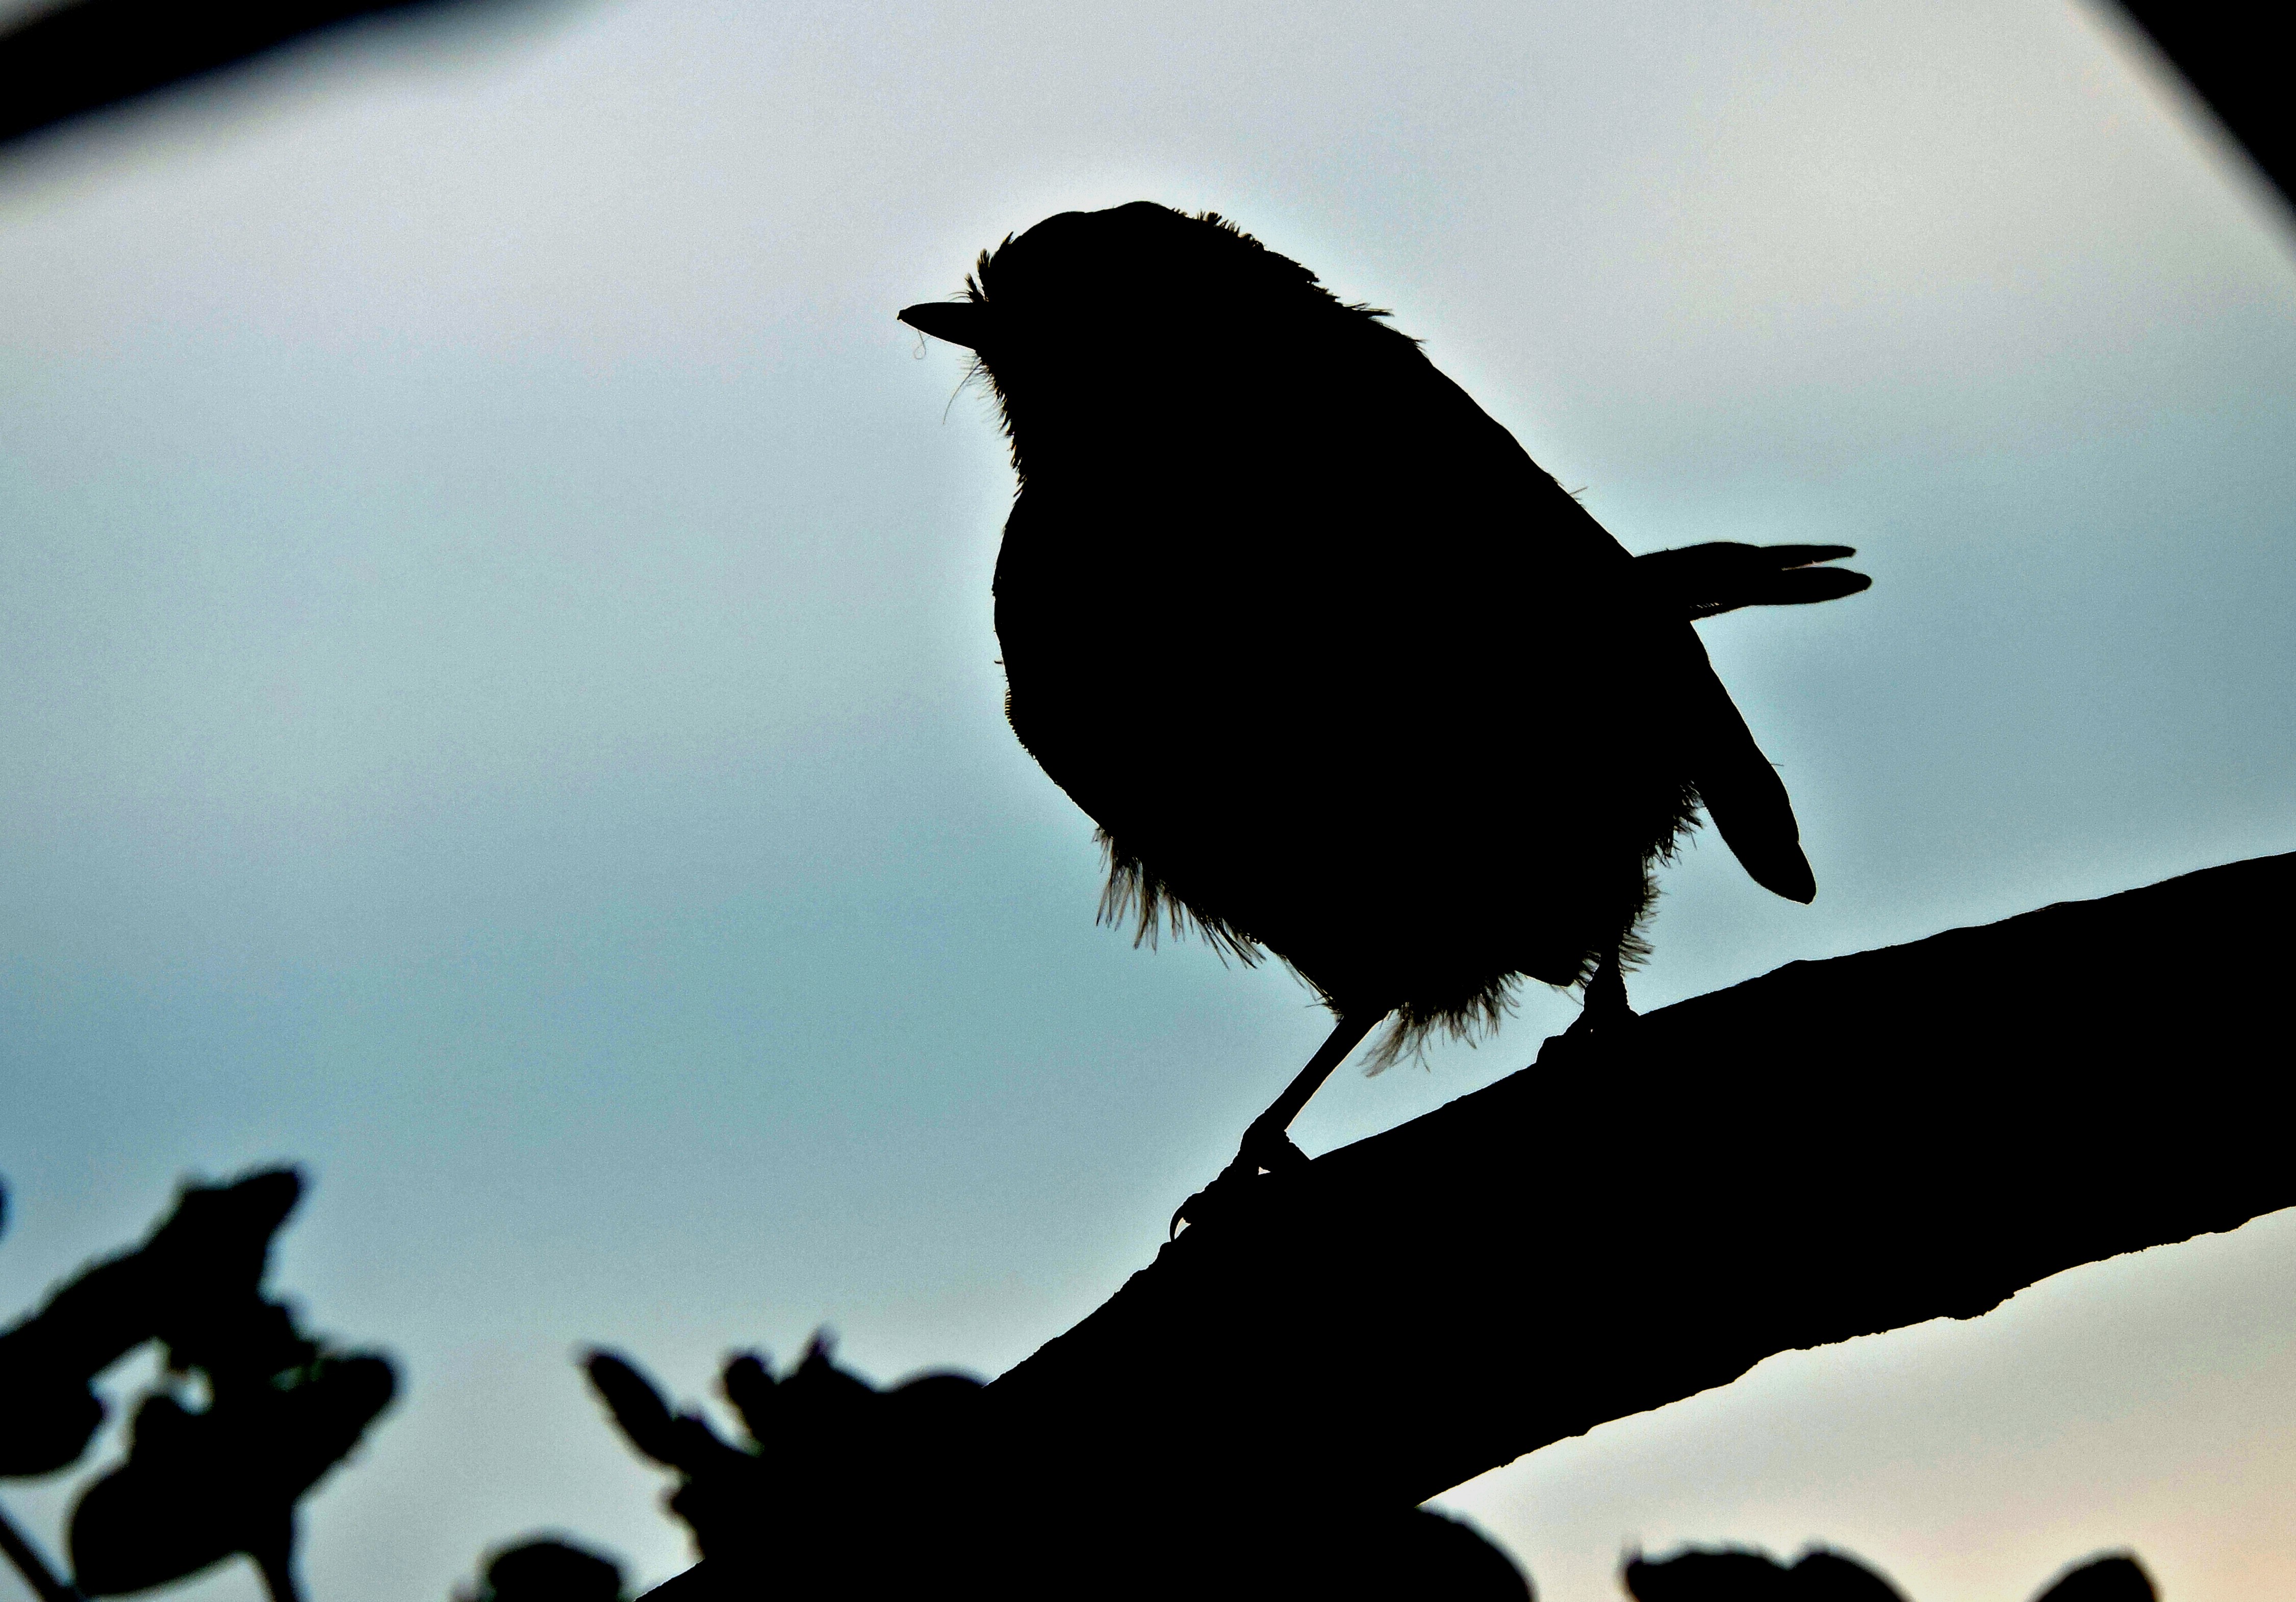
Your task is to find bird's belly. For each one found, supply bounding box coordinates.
[992,473,1695,1009]
[1005,651,1683,1001]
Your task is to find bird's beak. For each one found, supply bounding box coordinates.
[899,301,991,350]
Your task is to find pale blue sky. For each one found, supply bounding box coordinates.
[2,4,2292,1599]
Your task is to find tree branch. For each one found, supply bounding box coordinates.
[982,851,2295,1507]
[641,853,2293,1595]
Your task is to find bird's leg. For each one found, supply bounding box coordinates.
[1537,949,1636,1065]
[1572,950,1632,1034]
[1171,1011,1383,1235]
[1239,1010,1385,1164]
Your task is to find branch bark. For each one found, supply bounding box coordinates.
[643,853,2293,1595]
[982,851,2295,1507]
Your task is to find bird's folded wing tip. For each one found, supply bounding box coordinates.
[1748,846,1818,903]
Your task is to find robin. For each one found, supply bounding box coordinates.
[901,203,1867,1227]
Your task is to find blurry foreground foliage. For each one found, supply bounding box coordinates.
[0,1170,395,1602]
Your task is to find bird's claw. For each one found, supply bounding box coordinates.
[1168,1195,1205,1238]
[1533,1028,1588,1068]
[1169,1160,1249,1238]
[1534,1001,1640,1066]
[1168,1135,1310,1237]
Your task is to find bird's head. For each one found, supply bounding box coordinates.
[899,202,1361,477]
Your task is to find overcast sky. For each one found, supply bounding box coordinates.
[2,3,2292,1599]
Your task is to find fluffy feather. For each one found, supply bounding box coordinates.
[903,202,1865,1064]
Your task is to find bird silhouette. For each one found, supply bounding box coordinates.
[900,203,1867,1225]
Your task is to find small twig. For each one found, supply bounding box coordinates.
[0,1495,83,1602]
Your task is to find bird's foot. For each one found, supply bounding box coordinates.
[1534,1001,1639,1068]
[1168,1132,1311,1237]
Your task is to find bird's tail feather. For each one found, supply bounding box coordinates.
[1637,541,1870,621]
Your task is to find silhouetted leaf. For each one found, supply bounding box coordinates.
[717,1352,775,1445]
[583,1351,687,1467]
[1621,1545,2159,1602]
[460,1536,629,1602]
[0,1167,303,1481]
[0,1381,108,1480]
[2031,1554,2155,1602]
[68,1351,395,1595]
[1623,1545,1907,1601]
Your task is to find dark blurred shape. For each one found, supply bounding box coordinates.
[0,1167,302,1479]
[586,1335,993,1569]
[1624,1545,1905,1600]
[2111,4,2295,218]
[2030,1553,2155,1602]
[0,0,530,155]
[2,1365,109,1488]
[0,1165,395,1602]
[594,1339,1531,1599]
[69,1351,395,1598]
[1392,1511,1538,1602]
[1,1170,84,1602]
[1623,1545,2155,1602]
[460,1536,630,1602]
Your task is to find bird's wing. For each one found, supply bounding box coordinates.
[1671,629,1818,903]
[1387,371,1833,907]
